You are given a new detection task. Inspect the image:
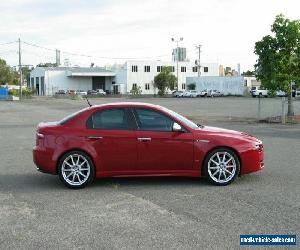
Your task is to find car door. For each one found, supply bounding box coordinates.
[132,108,194,172]
[86,107,138,174]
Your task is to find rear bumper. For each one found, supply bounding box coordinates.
[33,146,56,174]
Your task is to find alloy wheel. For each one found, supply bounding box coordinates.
[207,151,237,184]
[61,153,91,186]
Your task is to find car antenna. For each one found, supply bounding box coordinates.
[85,96,92,107]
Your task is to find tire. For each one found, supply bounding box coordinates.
[58,150,95,189]
[203,148,240,186]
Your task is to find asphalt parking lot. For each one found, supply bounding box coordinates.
[0,97,299,249]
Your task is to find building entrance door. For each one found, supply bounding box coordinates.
[113,85,119,94]
[92,77,105,90]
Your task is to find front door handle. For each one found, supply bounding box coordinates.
[137,137,151,142]
[87,136,103,140]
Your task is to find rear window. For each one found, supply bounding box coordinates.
[87,108,129,130]
[59,108,88,125]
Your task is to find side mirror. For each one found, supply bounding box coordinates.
[173,122,183,132]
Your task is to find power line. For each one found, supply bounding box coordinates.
[0,41,17,46]
[22,41,56,52]
[22,40,169,60]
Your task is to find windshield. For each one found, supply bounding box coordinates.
[161,107,200,129]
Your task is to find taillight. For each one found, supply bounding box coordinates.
[36,132,44,145]
[36,132,44,139]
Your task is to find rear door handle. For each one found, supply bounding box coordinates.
[87,136,103,140]
[137,137,151,142]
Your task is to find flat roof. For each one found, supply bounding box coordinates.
[35,66,116,77]
[66,67,116,77]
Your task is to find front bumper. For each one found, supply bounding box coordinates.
[240,147,264,175]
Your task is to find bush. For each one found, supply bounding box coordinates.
[130,85,142,96]
[22,88,34,96]
[8,88,34,97]
[8,89,18,96]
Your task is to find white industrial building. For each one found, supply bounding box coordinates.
[187,76,246,95]
[30,60,220,95]
[29,67,117,96]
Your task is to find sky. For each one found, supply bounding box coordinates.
[0,0,299,72]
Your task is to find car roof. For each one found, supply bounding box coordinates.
[89,102,164,110]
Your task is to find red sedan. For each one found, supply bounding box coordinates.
[33,102,264,188]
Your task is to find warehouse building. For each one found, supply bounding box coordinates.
[186,76,246,95]
[29,67,117,96]
[30,60,220,95]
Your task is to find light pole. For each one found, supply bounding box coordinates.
[171,37,183,90]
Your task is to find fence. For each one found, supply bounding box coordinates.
[0,87,8,100]
[257,96,300,123]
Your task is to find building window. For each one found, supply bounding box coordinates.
[181,66,186,72]
[169,66,175,72]
[132,83,137,89]
[157,66,162,72]
[145,83,150,90]
[192,67,198,72]
[204,67,208,72]
[144,65,150,72]
[182,83,186,90]
[132,65,138,72]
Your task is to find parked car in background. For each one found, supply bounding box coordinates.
[67,90,76,95]
[173,91,184,97]
[199,89,208,97]
[207,90,223,97]
[189,90,199,97]
[96,89,106,96]
[87,90,98,95]
[33,102,264,189]
[55,90,66,95]
[249,87,258,95]
[251,87,268,97]
[76,90,87,96]
[183,91,198,97]
[276,90,287,97]
[295,88,300,97]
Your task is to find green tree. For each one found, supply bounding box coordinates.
[0,58,15,85]
[241,70,255,76]
[254,14,300,117]
[154,66,177,96]
[187,83,196,90]
[37,62,57,67]
[21,66,33,85]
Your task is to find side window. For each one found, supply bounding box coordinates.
[87,108,129,130]
[134,108,174,132]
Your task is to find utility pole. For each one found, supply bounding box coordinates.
[196,45,202,77]
[18,38,23,100]
[55,49,60,66]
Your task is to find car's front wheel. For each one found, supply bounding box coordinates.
[58,151,95,189]
[204,148,240,186]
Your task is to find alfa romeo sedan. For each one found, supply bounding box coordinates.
[33,103,264,189]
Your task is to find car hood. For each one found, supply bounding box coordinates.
[195,126,260,142]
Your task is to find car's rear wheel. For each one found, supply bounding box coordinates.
[204,148,240,186]
[58,151,95,189]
